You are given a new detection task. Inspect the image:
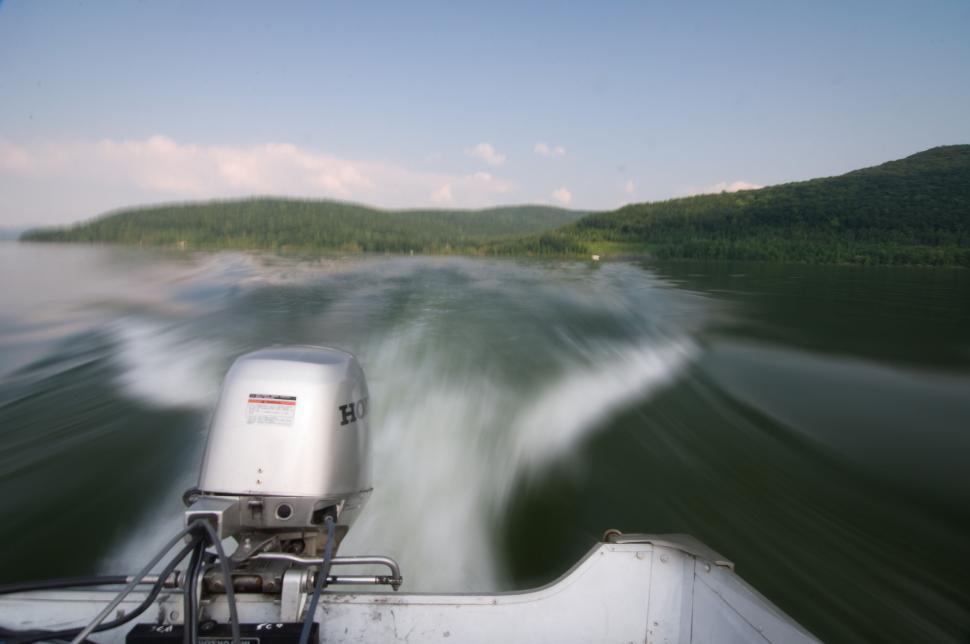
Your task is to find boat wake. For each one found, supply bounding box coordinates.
[80,257,704,591]
[341,326,696,591]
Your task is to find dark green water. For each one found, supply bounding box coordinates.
[1,243,968,642]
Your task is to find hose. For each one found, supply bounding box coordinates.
[8,520,241,644]
[65,520,238,644]
[0,577,130,596]
[193,520,240,644]
[298,515,335,644]
[183,539,205,644]
[8,536,201,644]
[68,523,201,644]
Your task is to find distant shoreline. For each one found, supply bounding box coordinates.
[16,238,970,270]
[21,145,970,267]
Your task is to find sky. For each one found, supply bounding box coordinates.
[1,0,969,227]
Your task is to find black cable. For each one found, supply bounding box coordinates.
[6,520,239,644]
[73,523,205,644]
[298,515,335,644]
[8,536,202,644]
[9,539,198,644]
[193,520,240,644]
[183,537,205,644]
[0,577,129,596]
[96,537,198,632]
[7,520,240,644]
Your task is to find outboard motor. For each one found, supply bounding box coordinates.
[185,346,371,558]
[0,346,399,644]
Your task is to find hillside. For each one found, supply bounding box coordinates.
[22,199,586,254]
[511,145,970,265]
[22,146,970,265]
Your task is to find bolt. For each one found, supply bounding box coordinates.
[169,610,179,622]
[636,552,645,560]
[705,564,711,572]
[660,554,669,563]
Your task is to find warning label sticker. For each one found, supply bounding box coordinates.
[246,393,297,426]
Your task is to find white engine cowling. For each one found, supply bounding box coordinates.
[188,345,371,539]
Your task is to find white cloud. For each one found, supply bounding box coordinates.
[624,180,635,195]
[685,180,764,196]
[0,140,35,173]
[550,187,572,205]
[534,142,566,158]
[466,142,506,167]
[430,184,453,204]
[0,136,517,225]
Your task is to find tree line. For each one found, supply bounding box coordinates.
[23,145,970,266]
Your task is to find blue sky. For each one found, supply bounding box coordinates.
[1,0,968,225]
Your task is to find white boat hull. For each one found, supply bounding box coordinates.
[0,534,817,643]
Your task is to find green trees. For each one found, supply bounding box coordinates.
[23,199,586,254]
[23,145,970,266]
[499,145,970,265]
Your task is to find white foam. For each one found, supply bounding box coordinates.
[341,327,696,591]
[111,318,225,408]
[507,338,696,494]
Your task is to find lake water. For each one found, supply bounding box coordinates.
[1,242,968,642]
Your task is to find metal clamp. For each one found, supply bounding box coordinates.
[253,553,403,590]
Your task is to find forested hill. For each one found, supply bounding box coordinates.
[22,199,587,253]
[515,145,970,265]
[22,146,970,265]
